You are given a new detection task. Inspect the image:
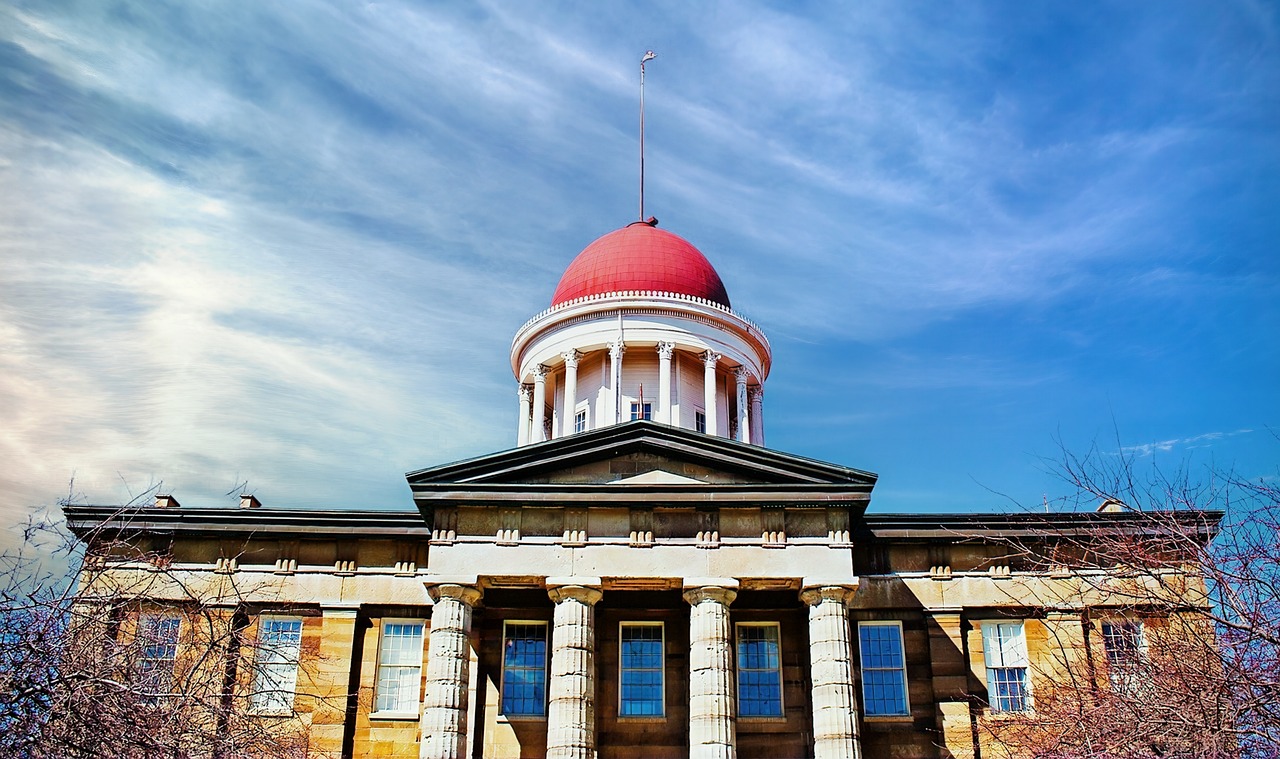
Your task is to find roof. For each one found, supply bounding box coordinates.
[550,222,731,308]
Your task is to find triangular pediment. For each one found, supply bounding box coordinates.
[406,421,876,510]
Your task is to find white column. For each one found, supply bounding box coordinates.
[657,342,675,425]
[561,351,581,437]
[609,339,626,424]
[531,364,548,443]
[421,582,483,759]
[733,367,750,444]
[800,584,862,759]
[748,387,764,447]
[517,384,532,447]
[546,580,603,759]
[684,579,738,759]
[702,351,721,437]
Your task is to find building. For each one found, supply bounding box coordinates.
[65,219,1219,759]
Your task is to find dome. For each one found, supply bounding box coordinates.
[551,222,731,308]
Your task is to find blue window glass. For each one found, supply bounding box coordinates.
[736,624,783,717]
[502,622,548,717]
[982,622,1030,712]
[620,624,664,716]
[630,402,652,421]
[859,623,909,716]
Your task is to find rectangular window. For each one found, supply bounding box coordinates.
[574,409,588,434]
[630,402,652,421]
[501,622,548,717]
[138,616,181,699]
[858,621,910,716]
[982,622,1030,712]
[1101,620,1145,691]
[694,410,707,434]
[251,616,304,713]
[736,623,784,717]
[619,623,664,716]
[375,620,425,714]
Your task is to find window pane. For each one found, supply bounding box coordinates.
[251,617,303,712]
[139,616,180,698]
[620,625,664,716]
[1102,621,1143,665]
[375,621,424,713]
[988,667,1028,712]
[502,623,547,716]
[736,625,783,717]
[983,622,1029,712]
[859,624,909,716]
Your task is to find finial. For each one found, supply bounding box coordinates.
[640,50,656,221]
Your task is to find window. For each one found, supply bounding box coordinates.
[982,622,1030,712]
[736,623,783,717]
[251,616,303,713]
[1101,620,1145,691]
[138,616,180,699]
[619,623,664,716]
[858,621,909,716]
[502,622,548,717]
[574,409,588,434]
[694,410,707,434]
[630,402,652,421]
[374,620,425,714]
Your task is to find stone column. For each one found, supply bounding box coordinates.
[684,579,739,759]
[801,584,862,759]
[517,384,533,447]
[609,339,626,424]
[561,351,581,437]
[421,582,483,759]
[531,364,548,443]
[748,387,764,447]
[702,351,721,436]
[546,579,604,759]
[657,342,675,425]
[733,367,751,444]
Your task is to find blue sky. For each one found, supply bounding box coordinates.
[1,1,1276,530]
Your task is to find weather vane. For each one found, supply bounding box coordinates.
[640,50,656,222]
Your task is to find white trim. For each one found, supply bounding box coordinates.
[371,617,426,717]
[249,614,304,715]
[977,620,1032,712]
[856,620,911,717]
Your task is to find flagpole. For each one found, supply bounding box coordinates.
[640,51,656,221]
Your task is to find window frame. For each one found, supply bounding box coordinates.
[372,618,426,718]
[138,614,181,701]
[618,621,665,718]
[1100,618,1147,693]
[630,402,653,421]
[857,620,911,718]
[694,409,707,434]
[249,615,304,715]
[500,620,549,719]
[980,620,1032,713]
[735,621,785,718]
[574,405,588,434]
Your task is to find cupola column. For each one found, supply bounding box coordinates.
[801,584,863,759]
[531,365,548,443]
[684,580,739,758]
[702,352,721,436]
[517,384,532,446]
[546,580,604,759]
[657,342,675,425]
[609,340,626,425]
[561,351,581,437]
[421,582,483,759]
[734,368,750,444]
[749,387,764,447]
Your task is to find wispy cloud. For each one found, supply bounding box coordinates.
[1120,430,1257,458]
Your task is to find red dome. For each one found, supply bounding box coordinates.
[551,222,731,308]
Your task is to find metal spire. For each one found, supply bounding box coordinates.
[640,50,656,221]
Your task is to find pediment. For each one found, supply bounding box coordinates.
[406,420,876,507]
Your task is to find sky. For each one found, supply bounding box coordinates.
[1,1,1277,533]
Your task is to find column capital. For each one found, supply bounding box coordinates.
[426,582,483,607]
[518,383,533,401]
[701,350,722,368]
[683,580,739,607]
[548,584,603,606]
[748,386,763,401]
[561,350,582,369]
[531,363,549,380]
[733,366,751,382]
[800,583,858,607]
[608,339,626,359]
[656,341,676,360]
